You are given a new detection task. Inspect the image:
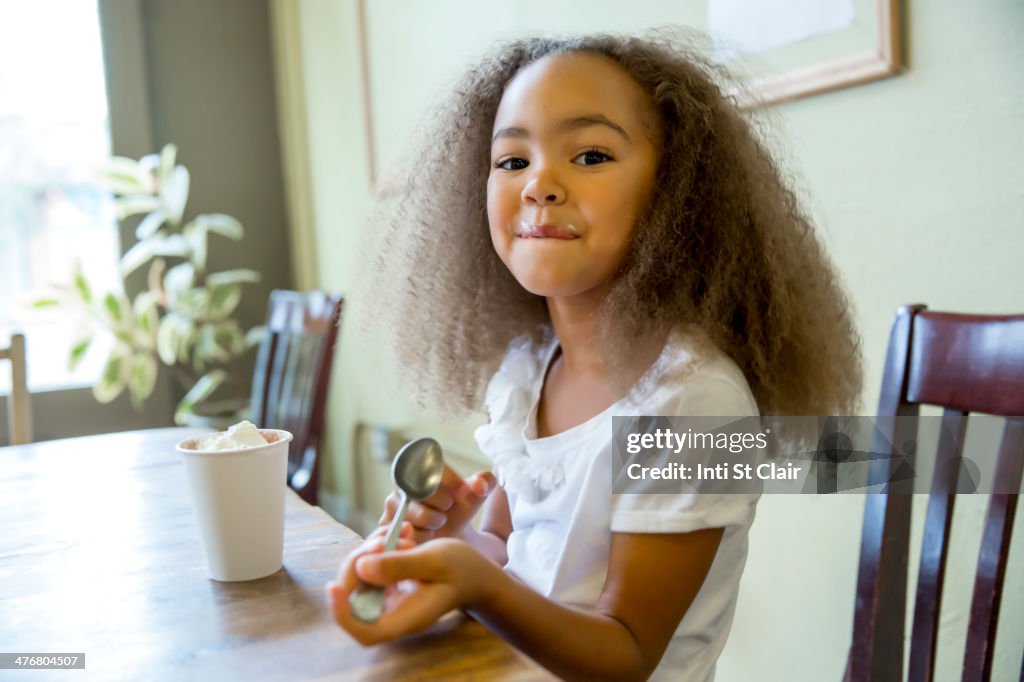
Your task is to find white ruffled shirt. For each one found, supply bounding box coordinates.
[474,329,761,682]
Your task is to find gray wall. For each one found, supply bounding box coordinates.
[6,0,293,443]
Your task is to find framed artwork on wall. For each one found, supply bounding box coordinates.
[713,0,903,107]
[356,0,904,189]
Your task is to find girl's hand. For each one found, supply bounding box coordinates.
[378,464,497,544]
[325,523,416,620]
[326,538,500,646]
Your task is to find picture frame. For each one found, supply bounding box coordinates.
[723,0,903,108]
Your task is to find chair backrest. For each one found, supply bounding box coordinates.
[0,333,32,445]
[848,305,1024,682]
[251,290,343,505]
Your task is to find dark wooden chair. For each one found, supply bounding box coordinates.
[846,305,1024,681]
[251,290,343,506]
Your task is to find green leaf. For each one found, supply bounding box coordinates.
[177,324,197,365]
[106,174,146,196]
[31,298,61,308]
[133,291,160,349]
[103,292,129,325]
[174,369,227,425]
[133,291,159,330]
[206,269,260,287]
[158,144,177,189]
[120,239,158,278]
[134,209,167,240]
[174,288,208,319]
[182,219,207,272]
[127,353,158,410]
[244,325,267,349]
[93,349,127,403]
[163,262,195,307]
[199,213,243,241]
[207,284,241,320]
[196,323,230,365]
[214,320,244,356]
[121,234,190,278]
[106,156,153,195]
[156,314,180,365]
[68,335,93,373]
[115,195,161,220]
[162,165,190,226]
[73,264,92,304]
[138,152,160,177]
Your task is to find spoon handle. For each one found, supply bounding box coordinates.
[382,493,409,552]
[349,493,409,623]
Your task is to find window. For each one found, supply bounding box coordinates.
[0,0,121,393]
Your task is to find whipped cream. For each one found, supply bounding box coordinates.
[198,420,269,451]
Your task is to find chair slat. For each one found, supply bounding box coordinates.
[909,409,967,682]
[850,305,923,682]
[265,331,292,427]
[907,313,1024,416]
[280,335,319,477]
[250,331,276,425]
[963,418,1024,682]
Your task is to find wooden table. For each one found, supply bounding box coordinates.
[0,428,551,681]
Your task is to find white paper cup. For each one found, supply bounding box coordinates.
[176,429,293,581]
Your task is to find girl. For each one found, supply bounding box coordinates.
[327,30,861,681]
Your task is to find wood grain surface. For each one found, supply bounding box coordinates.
[0,428,552,681]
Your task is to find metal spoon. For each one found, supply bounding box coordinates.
[349,437,444,623]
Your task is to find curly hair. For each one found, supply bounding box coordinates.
[358,29,862,418]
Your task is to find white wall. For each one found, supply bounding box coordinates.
[272,1,1024,678]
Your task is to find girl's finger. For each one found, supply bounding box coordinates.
[378,493,399,525]
[333,530,416,589]
[355,543,445,585]
[334,538,386,586]
[375,585,455,641]
[437,464,466,494]
[466,471,498,500]
[407,501,447,531]
[411,529,434,545]
[366,520,414,548]
[421,487,454,511]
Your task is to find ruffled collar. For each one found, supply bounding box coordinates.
[473,328,701,501]
[474,332,561,500]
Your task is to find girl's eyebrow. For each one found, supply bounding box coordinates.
[491,114,631,145]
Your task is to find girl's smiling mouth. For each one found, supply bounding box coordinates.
[516,222,581,239]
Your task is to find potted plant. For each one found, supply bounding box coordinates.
[34,144,264,425]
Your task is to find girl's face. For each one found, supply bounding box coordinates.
[487,53,659,300]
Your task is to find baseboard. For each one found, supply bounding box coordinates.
[318,489,379,537]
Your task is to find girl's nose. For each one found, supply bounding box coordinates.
[521,167,565,206]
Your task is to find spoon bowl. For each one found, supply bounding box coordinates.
[392,438,444,500]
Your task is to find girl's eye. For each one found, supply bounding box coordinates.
[494,156,528,171]
[574,149,614,166]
